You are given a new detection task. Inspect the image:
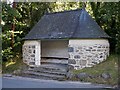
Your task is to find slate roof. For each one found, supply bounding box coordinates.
[23,8,110,40]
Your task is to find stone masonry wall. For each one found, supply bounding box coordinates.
[68,39,109,70]
[22,40,41,66]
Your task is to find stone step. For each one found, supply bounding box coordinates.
[29,64,68,72]
[23,71,66,80]
[29,69,66,76]
[41,58,68,64]
[26,63,68,80]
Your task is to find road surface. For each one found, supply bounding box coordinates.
[2,76,112,88]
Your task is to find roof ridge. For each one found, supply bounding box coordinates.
[71,8,87,38]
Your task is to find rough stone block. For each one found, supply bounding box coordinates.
[68,59,76,64]
[68,47,74,52]
[74,55,80,59]
[29,50,32,53]
[66,71,75,79]
[68,65,74,70]
[76,72,89,79]
[31,54,35,57]
[29,62,35,65]
[80,60,87,66]
[92,49,96,51]
[101,72,111,79]
[32,45,35,48]
[86,49,91,51]
[92,61,98,64]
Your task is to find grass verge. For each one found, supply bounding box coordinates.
[72,54,118,86]
[2,54,27,74]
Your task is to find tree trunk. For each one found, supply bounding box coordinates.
[11,2,16,48]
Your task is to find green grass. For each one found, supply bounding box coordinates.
[72,54,118,86]
[2,54,26,74]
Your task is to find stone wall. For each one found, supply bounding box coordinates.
[22,39,110,70]
[22,40,41,66]
[68,39,109,70]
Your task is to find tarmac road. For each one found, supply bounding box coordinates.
[2,76,112,89]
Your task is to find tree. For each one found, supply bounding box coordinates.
[2,2,50,61]
[2,2,120,62]
[90,2,120,53]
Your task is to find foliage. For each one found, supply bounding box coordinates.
[90,2,120,53]
[2,2,50,62]
[2,2,120,63]
[49,2,82,12]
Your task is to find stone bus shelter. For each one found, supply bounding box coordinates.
[23,8,110,70]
